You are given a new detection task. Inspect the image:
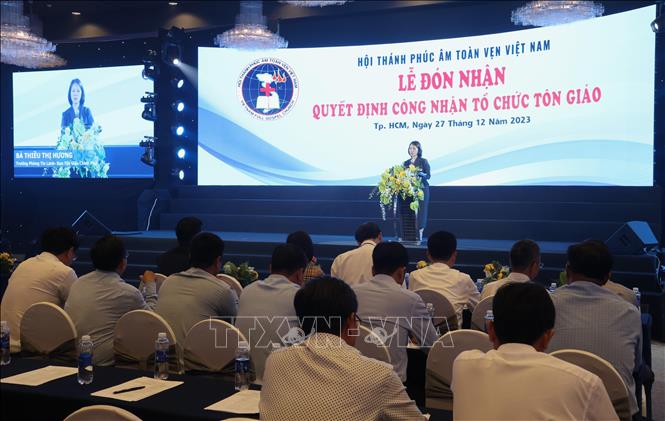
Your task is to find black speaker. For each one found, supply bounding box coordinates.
[605,221,658,255]
[71,210,112,236]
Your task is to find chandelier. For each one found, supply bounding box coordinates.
[279,1,349,6]
[511,1,604,27]
[215,1,287,50]
[0,0,65,68]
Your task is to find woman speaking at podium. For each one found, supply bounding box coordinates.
[404,141,430,241]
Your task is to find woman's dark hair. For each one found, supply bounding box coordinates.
[286,230,315,261]
[409,141,423,158]
[90,235,126,272]
[294,276,358,336]
[68,78,85,107]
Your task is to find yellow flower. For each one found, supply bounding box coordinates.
[416,260,428,269]
[484,264,493,272]
[497,272,505,280]
[409,164,417,172]
[417,190,424,200]
[399,171,406,178]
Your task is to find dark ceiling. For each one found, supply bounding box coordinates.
[27,0,460,42]
[24,0,657,43]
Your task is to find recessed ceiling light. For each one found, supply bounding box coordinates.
[168,2,178,5]
[71,11,81,15]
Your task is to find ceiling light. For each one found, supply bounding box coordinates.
[511,1,604,27]
[215,1,287,49]
[71,11,81,16]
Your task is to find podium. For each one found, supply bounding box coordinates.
[396,197,419,244]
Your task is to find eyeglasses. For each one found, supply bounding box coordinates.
[539,262,545,269]
[353,313,363,324]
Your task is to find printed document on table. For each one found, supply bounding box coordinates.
[205,390,261,414]
[91,376,183,402]
[1,366,77,386]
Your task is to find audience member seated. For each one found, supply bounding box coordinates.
[604,278,638,307]
[286,230,324,282]
[353,242,438,382]
[260,276,428,421]
[156,216,202,276]
[452,282,617,421]
[235,244,307,382]
[548,240,642,417]
[331,222,382,285]
[1,227,79,353]
[65,235,157,366]
[155,232,238,348]
[408,231,480,321]
[481,239,541,300]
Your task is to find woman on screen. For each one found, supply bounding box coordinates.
[61,78,94,131]
[404,141,430,241]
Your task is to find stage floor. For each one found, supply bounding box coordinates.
[113,230,572,254]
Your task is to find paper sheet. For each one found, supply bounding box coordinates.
[204,389,261,414]
[91,376,183,402]
[1,366,78,386]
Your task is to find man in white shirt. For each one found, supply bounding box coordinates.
[235,244,306,382]
[65,236,156,366]
[452,282,617,421]
[261,276,427,421]
[331,222,382,285]
[353,242,439,382]
[156,232,238,350]
[409,231,479,322]
[1,227,79,353]
[480,239,541,300]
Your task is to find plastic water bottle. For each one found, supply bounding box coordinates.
[235,340,251,391]
[476,279,484,293]
[549,282,557,293]
[484,310,494,331]
[154,332,169,380]
[632,287,641,308]
[1,321,10,365]
[426,302,435,319]
[77,335,94,385]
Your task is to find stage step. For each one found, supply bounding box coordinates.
[159,213,624,242]
[168,198,660,222]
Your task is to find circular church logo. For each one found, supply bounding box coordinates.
[237,58,299,121]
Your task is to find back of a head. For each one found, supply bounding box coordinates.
[510,239,541,272]
[286,231,314,262]
[294,276,358,336]
[354,222,381,243]
[427,230,457,261]
[271,243,307,275]
[492,282,555,346]
[90,235,126,272]
[175,217,202,246]
[189,232,224,269]
[567,240,613,284]
[41,227,80,255]
[372,241,408,275]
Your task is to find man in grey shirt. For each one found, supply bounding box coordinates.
[548,240,642,416]
[155,232,238,350]
[235,244,307,382]
[65,236,157,366]
[353,242,439,382]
